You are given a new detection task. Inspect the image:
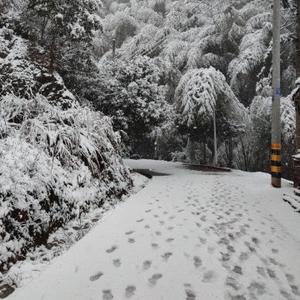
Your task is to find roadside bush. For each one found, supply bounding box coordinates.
[0,94,132,273]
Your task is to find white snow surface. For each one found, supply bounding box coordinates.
[8,160,300,300]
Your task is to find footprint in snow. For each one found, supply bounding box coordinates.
[256,266,266,277]
[151,243,159,249]
[200,216,207,223]
[106,246,118,254]
[225,276,240,291]
[291,285,300,296]
[285,273,295,284]
[267,268,276,279]
[248,281,266,297]
[280,289,294,299]
[233,266,243,275]
[128,238,135,244]
[218,237,230,246]
[143,260,152,270]
[193,256,202,268]
[125,231,135,236]
[148,274,163,286]
[166,238,174,243]
[113,259,121,268]
[90,272,103,282]
[125,286,136,298]
[102,289,113,300]
[244,242,255,253]
[202,270,216,283]
[199,237,207,245]
[136,219,144,223]
[185,288,196,300]
[162,252,172,261]
[269,257,279,266]
[239,252,249,261]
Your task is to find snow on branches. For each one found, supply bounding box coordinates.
[175,67,246,131]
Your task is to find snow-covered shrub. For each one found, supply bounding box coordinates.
[0,94,131,273]
[235,93,295,172]
[0,27,75,109]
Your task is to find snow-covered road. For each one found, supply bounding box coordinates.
[8,160,300,300]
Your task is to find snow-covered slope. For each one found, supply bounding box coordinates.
[0,24,132,282]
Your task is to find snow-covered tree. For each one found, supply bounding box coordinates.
[176,67,245,137]
[228,17,272,106]
[22,0,103,71]
[95,56,170,157]
[175,66,246,164]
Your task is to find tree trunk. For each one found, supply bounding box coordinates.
[186,137,195,164]
[240,137,250,171]
[202,141,207,164]
[228,137,233,168]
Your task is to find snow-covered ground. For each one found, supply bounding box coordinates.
[8,160,300,300]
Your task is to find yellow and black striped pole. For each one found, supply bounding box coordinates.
[271,144,281,187]
[271,0,281,188]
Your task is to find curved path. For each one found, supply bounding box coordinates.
[9,160,300,300]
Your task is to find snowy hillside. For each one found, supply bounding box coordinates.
[0,5,132,287]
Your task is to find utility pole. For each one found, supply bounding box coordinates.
[294,0,300,150]
[271,0,282,188]
[213,109,218,166]
[292,0,300,189]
